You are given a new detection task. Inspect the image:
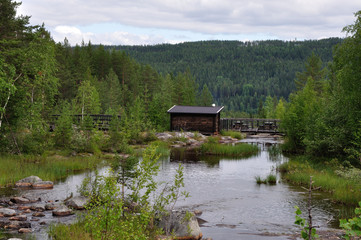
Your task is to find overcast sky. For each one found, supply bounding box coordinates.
[18,0,360,46]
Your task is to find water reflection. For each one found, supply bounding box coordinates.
[156,138,350,239]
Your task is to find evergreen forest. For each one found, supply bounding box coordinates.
[1,0,361,163]
[113,38,342,114]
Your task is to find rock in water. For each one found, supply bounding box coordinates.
[65,196,89,210]
[15,176,42,188]
[157,210,203,240]
[10,197,30,204]
[32,181,54,189]
[0,208,16,217]
[52,205,73,216]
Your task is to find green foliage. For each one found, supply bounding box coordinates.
[294,206,319,240]
[340,201,361,239]
[0,154,110,187]
[279,157,361,205]
[117,39,340,113]
[54,102,73,147]
[72,146,189,240]
[255,174,277,184]
[199,142,259,157]
[198,84,214,106]
[220,130,245,140]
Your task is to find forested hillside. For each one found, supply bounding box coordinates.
[111,39,342,114]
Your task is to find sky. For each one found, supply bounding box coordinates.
[18,0,360,46]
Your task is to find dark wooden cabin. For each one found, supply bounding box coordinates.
[167,105,224,135]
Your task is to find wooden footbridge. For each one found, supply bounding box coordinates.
[221,118,283,134]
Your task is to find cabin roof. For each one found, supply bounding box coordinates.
[167,105,224,115]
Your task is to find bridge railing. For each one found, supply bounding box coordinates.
[220,118,282,134]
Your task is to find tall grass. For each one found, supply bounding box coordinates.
[278,158,361,205]
[0,154,111,187]
[199,142,259,157]
[220,130,245,140]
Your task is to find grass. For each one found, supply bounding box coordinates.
[199,142,259,157]
[0,153,113,187]
[255,174,277,184]
[48,221,92,240]
[220,130,245,140]
[278,156,361,205]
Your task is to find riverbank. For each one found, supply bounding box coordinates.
[279,155,361,206]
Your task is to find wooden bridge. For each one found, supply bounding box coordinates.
[220,118,283,134]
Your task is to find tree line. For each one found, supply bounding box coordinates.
[110,38,341,114]
[281,11,361,163]
[0,0,214,154]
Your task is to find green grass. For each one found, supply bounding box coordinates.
[199,142,259,157]
[278,157,361,205]
[220,130,245,140]
[48,221,92,240]
[255,174,277,184]
[266,174,277,184]
[0,154,112,187]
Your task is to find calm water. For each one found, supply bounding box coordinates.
[156,137,346,239]
[0,136,350,240]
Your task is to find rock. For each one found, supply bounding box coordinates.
[52,205,73,216]
[45,203,58,210]
[65,196,89,210]
[31,218,39,221]
[21,193,41,203]
[10,197,30,204]
[0,220,10,228]
[40,221,46,225]
[9,215,27,221]
[19,228,32,233]
[193,210,202,216]
[5,221,31,230]
[32,181,53,189]
[0,208,16,217]
[30,204,45,212]
[22,209,31,214]
[157,211,202,240]
[7,238,23,240]
[15,176,42,188]
[17,206,30,211]
[32,212,45,217]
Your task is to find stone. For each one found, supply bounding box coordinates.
[32,212,45,217]
[0,220,10,228]
[65,196,89,210]
[30,204,45,212]
[22,209,31,214]
[15,176,42,188]
[40,221,46,225]
[18,206,30,211]
[19,228,32,233]
[193,210,203,216]
[5,221,31,230]
[157,211,202,240]
[45,203,58,210]
[9,215,27,221]
[21,193,41,203]
[52,205,73,216]
[7,239,23,240]
[31,218,39,221]
[10,197,30,204]
[32,181,53,189]
[0,208,16,217]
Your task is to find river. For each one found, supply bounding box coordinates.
[0,136,349,240]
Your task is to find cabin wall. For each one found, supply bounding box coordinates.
[170,113,219,134]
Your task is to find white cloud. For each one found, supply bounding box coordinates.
[18,0,360,45]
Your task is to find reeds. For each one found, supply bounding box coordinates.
[255,174,277,184]
[199,142,259,157]
[0,154,110,187]
[220,130,245,140]
[278,159,361,205]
